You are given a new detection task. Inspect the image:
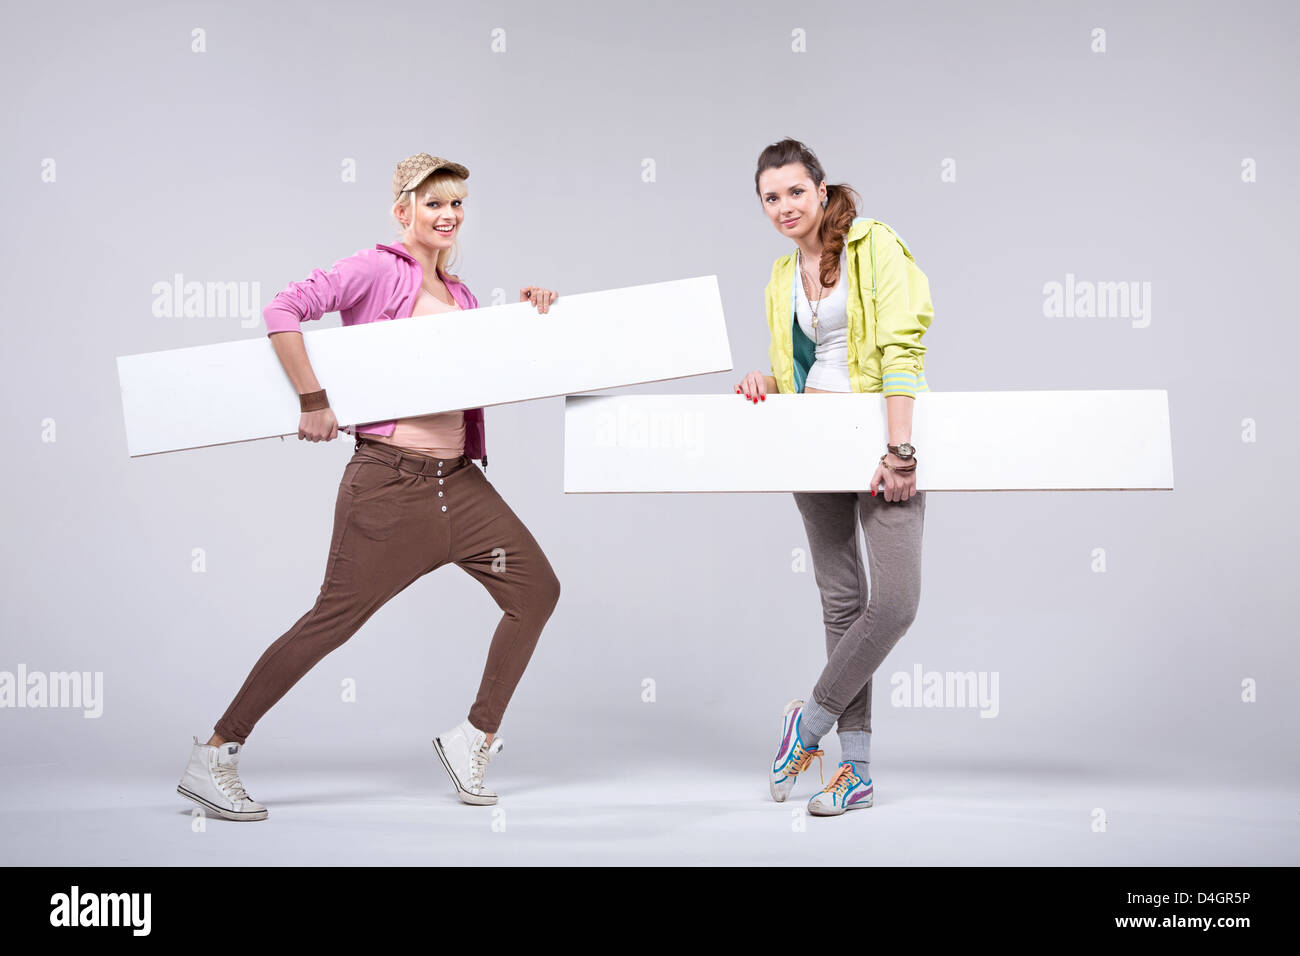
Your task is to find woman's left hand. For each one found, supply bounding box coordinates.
[871,453,918,502]
[521,286,559,314]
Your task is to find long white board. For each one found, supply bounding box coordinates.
[563,391,1174,492]
[117,275,730,457]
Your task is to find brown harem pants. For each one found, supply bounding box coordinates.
[213,437,561,743]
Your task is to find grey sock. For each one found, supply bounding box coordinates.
[839,731,871,783]
[799,696,837,747]
[838,730,871,765]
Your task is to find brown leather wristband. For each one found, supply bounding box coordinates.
[880,453,917,473]
[299,389,329,412]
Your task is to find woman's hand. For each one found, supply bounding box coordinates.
[735,370,769,404]
[871,453,917,502]
[521,286,558,313]
[299,408,339,442]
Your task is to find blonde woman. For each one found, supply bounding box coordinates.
[738,138,933,817]
[177,153,561,819]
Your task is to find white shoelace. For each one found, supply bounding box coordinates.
[468,737,503,792]
[469,745,489,791]
[214,763,252,803]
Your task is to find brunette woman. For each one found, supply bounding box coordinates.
[738,138,934,817]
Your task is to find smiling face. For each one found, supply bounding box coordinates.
[757,163,826,242]
[396,174,468,254]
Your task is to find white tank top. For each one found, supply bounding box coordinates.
[794,250,851,392]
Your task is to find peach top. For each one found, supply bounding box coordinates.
[364,285,466,458]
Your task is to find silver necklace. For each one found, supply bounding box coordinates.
[798,250,830,340]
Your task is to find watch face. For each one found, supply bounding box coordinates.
[898,442,914,457]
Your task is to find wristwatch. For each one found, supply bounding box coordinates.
[888,442,915,460]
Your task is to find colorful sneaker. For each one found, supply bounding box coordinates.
[769,698,824,802]
[807,761,873,816]
[433,720,505,806]
[176,736,268,821]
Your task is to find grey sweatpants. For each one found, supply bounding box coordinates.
[792,489,927,735]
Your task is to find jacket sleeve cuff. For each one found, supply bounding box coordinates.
[881,369,922,397]
[263,303,303,335]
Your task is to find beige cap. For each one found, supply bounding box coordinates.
[392,152,470,200]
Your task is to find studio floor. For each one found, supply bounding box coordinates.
[2,753,1295,866]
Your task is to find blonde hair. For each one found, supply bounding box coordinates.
[392,171,469,277]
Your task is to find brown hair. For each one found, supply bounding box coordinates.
[754,138,861,288]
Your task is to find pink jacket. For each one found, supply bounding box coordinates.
[262,241,487,468]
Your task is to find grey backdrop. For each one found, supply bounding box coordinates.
[1,0,1297,861]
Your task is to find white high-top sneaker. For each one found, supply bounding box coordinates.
[177,736,268,821]
[433,720,505,806]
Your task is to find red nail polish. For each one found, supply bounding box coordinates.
[760,394,766,401]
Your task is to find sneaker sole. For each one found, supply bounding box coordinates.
[176,785,268,821]
[431,739,498,806]
[769,774,796,803]
[808,795,874,817]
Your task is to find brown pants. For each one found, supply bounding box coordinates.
[214,438,561,743]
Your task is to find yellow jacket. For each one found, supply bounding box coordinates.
[766,216,933,397]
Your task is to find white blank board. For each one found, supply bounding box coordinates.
[563,391,1174,492]
[117,275,731,457]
